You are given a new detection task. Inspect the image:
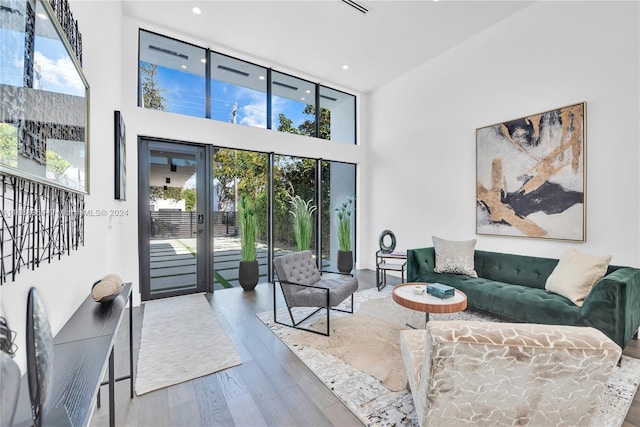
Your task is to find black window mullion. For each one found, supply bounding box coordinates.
[205,49,211,119]
[315,83,320,138]
[267,152,274,282]
[315,158,322,269]
[267,69,273,130]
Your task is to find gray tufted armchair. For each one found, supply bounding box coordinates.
[272,250,359,336]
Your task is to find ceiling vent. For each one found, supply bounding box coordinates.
[342,0,368,14]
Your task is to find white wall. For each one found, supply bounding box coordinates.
[1,0,125,372]
[365,1,640,268]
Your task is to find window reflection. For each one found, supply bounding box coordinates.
[139,30,206,117]
[210,52,267,128]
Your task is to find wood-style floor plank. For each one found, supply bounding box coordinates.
[90,269,640,427]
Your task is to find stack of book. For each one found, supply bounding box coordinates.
[427,283,455,299]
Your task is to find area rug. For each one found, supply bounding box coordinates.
[136,293,241,395]
[257,287,640,427]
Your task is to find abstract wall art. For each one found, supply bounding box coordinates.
[476,102,586,241]
[114,110,126,200]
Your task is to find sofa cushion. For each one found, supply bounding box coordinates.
[432,236,478,277]
[474,250,559,290]
[545,248,611,306]
[420,271,583,327]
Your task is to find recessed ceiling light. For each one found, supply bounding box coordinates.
[301,97,305,101]
[259,75,265,80]
[192,6,201,14]
[342,65,349,70]
[305,90,311,94]
[37,12,48,20]
[181,65,187,69]
[200,58,207,64]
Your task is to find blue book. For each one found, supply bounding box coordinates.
[427,283,455,299]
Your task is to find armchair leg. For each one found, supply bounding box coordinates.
[273,285,355,337]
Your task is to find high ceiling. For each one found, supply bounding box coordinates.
[122,0,534,94]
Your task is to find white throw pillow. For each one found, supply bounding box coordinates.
[432,236,478,278]
[545,248,611,306]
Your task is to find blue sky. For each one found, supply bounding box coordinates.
[142,62,313,130]
[1,28,85,96]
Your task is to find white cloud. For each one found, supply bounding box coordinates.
[34,51,85,96]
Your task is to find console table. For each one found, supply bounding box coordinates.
[13,283,133,427]
[376,250,407,291]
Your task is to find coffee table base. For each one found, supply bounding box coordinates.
[405,312,430,329]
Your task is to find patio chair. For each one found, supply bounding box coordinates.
[273,250,359,336]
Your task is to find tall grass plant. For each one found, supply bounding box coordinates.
[239,194,257,262]
[288,194,316,251]
[335,197,354,251]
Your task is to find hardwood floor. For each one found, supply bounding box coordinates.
[91,270,640,427]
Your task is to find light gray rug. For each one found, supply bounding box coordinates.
[136,293,241,395]
[257,287,640,427]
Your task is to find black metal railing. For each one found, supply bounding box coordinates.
[150,211,238,239]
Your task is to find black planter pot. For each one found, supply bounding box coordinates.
[239,260,259,291]
[337,250,353,273]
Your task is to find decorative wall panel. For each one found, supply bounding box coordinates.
[1,173,84,284]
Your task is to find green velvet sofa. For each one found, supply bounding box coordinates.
[407,247,640,349]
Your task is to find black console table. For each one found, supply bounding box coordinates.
[13,283,133,427]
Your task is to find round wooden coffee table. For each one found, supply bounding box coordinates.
[392,282,467,328]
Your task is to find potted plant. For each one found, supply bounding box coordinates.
[288,194,316,251]
[335,196,354,273]
[238,194,259,291]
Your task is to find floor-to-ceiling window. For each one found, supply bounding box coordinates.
[321,161,356,269]
[272,155,317,259]
[139,142,356,298]
[211,148,268,290]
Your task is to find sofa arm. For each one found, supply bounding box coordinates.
[581,267,640,348]
[407,247,436,282]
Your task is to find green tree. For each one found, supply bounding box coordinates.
[149,186,183,203]
[46,150,71,180]
[277,106,331,139]
[213,149,268,211]
[0,123,18,167]
[140,63,167,110]
[182,188,196,211]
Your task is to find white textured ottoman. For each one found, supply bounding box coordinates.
[400,320,621,426]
